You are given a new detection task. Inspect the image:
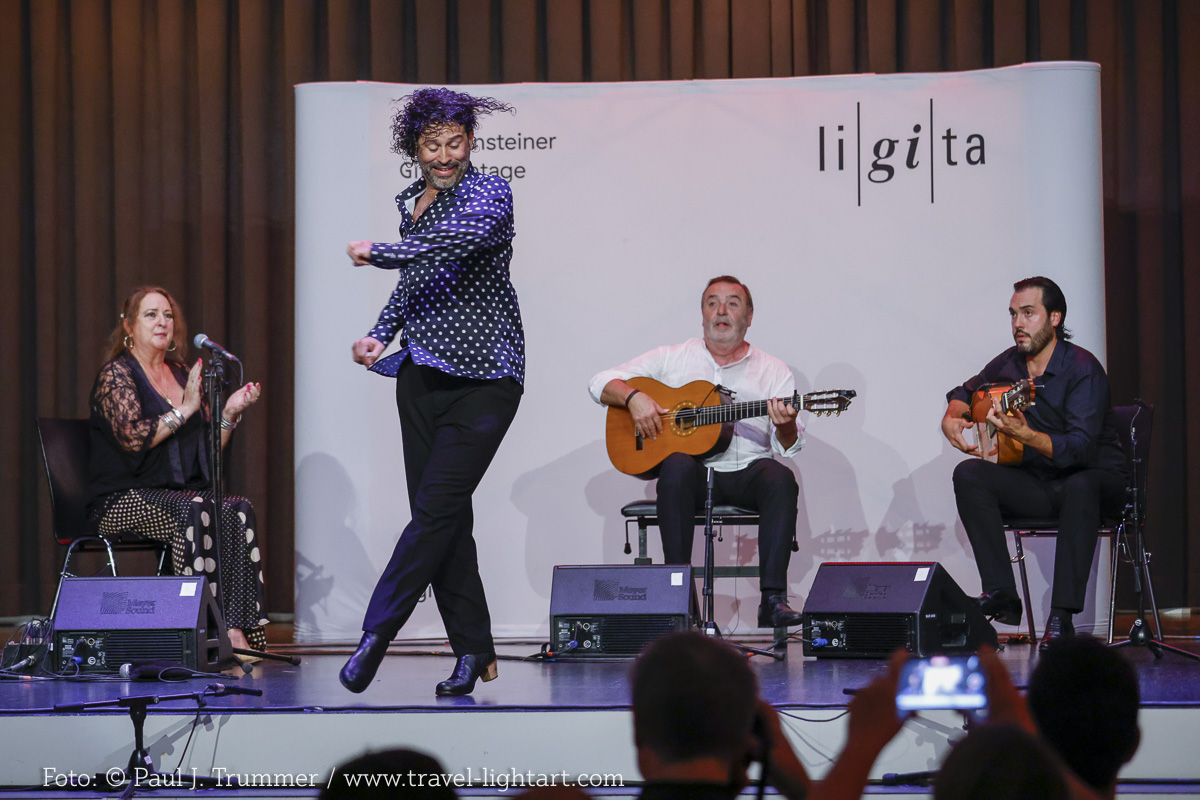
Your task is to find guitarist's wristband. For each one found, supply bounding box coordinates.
[624,389,642,408]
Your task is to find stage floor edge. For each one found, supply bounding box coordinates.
[1,640,1199,796]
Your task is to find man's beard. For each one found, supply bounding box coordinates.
[420,158,469,190]
[1015,324,1055,355]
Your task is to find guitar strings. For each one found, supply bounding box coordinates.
[654,392,849,424]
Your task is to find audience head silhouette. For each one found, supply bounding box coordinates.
[934,724,1069,800]
[631,632,760,787]
[321,748,456,800]
[1029,635,1140,796]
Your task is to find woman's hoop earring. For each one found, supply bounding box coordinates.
[167,339,177,352]
[123,335,133,349]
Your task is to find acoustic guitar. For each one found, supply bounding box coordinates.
[606,377,856,477]
[970,379,1036,465]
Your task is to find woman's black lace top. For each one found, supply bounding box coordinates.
[87,350,212,507]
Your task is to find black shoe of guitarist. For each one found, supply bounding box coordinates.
[977,588,1023,627]
[758,594,803,628]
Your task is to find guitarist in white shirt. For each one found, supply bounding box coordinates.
[588,276,806,629]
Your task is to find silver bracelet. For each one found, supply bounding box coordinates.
[169,407,186,425]
[220,416,239,431]
[161,412,180,433]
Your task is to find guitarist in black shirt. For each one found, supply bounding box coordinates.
[941,277,1126,650]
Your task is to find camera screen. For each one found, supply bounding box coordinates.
[895,654,987,712]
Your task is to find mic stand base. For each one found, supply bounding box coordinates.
[232,646,301,666]
[68,693,243,799]
[1109,618,1200,662]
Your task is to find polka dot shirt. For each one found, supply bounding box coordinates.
[365,166,526,385]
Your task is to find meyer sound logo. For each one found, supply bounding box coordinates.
[818,99,987,205]
[594,579,648,602]
[125,599,156,614]
[843,576,890,600]
[99,591,156,615]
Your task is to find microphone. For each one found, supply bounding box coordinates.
[193,333,240,362]
[208,683,264,697]
[119,661,197,681]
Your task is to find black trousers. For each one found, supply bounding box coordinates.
[655,452,798,593]
[952,458,1125,612]
[362,362,522,655]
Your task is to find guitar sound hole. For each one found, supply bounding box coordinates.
[672,403,698,436]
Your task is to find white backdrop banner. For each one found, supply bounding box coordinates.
[294,63,1106,643]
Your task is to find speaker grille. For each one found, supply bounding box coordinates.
[103,630,189,664]
[843,613,912,653]
[598,615,686,654]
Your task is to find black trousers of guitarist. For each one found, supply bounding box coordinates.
[953,459,1125,612]
[361,361,522,655]
[657,453,798,593]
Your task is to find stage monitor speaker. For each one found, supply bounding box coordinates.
[801,562,997,658]
[550,564,691,657]
[52,576,232,674]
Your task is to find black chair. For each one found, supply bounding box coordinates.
[1005,402,1157,643]
[37,417,169,618]
[621,500,788,641]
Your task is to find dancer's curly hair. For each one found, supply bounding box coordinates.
[390,87,514,160]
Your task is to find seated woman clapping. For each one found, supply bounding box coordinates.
[87,286,267,652]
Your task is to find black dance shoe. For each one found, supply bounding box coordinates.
[339,632,389,693]
[757,594,803,628]
[1038,612,1075,652]
[435,652,498,697]
[977,588,1023,626]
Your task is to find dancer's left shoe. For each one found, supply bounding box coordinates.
[435,652,498,697]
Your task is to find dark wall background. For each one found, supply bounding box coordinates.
[2,0,1196,618]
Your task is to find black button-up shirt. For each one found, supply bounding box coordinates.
[364,166,526,385]
[946,339,1126,481]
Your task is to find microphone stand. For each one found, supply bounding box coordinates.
[689,384,781,661]
[203,351,228,641]
[55,684,263,798]
[1109,403,1199,662]
[202,353,294,666]
[699,464,782,661]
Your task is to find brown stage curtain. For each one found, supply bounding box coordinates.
[1,0,1196,617]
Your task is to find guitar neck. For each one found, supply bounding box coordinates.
[689,396,796,427]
